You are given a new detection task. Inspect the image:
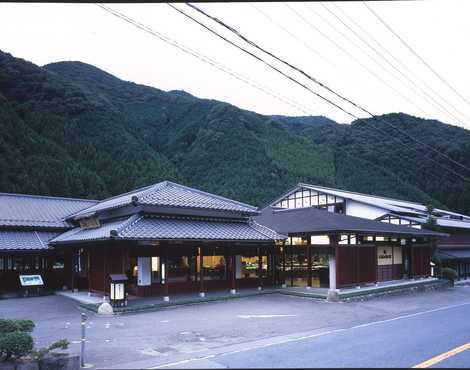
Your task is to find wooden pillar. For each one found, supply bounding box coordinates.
[162,247,169,301]
[103,247,107,297]
[307,243,312,289]
[282,243,286,287]
[290,244,294,287]
[258,247,263,290]
[199,247,205,297]
[230,251,236,294]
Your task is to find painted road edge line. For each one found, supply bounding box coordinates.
[147,301,470,369]
[413,342,470,368]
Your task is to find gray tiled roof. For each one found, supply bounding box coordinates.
[50,214,284,244]
[256,206,448,238]
[70,181,259,219]
[0,193,98,228]
[0,230,60,250]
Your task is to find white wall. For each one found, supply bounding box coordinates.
[345,200,387,220]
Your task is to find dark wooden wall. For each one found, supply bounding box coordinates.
[411,246,432,277]
[336,246,377,287]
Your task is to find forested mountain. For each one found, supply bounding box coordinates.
[1,50,469,214]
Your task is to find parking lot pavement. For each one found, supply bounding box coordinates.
[1,286,470,369]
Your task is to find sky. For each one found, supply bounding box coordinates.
[1,1,470,128]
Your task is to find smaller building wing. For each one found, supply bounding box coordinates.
[256,206,448,238]
[0,230,60,251]
[0,193,98,228]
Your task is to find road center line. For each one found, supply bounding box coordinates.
[413,342,470,368]
[148,301,470,369]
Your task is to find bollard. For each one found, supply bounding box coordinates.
[80,312,87,368]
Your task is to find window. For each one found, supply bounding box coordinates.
[311,235,330,245]
[291,237,307,245]
[339,235,349,245]
[167,256,192,282]
[240,256,258,278]
[0,257,4,271]
[151,257,160,283]
[200,255,227,280]
[12,257,23,271]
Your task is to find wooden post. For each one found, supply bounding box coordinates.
[282,242,286,287]
[258,247,263,290]
[290,244,294,287]
[230,251,236,294]
[199,247,205,297]
[307,243,312,289]
[163,247,169,301]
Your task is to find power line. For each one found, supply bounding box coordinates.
[96,4,456,185]
[363,2,470,112]
[316,3,470,129]
[283,3,424,118]
[183,2,470,180]
[330,2,470,128]
[249,4,464,184]
[167,3,358,119]
[95,4,317,117]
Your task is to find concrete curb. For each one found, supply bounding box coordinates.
[79,280,452,315]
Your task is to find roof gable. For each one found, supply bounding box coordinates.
[71,181,259,219]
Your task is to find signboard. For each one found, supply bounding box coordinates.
[19,275,44,287]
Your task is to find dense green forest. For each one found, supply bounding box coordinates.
[1,50,469,213]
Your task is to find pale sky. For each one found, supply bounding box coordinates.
[1,1,470,128]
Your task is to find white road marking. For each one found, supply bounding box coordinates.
[148,301,470,369]
[237,314,296,319]
[160,320,169,323]
[350,301,470,330]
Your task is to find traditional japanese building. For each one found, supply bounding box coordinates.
[0,180,450,299]
[255,206,446,291]
[49,181,285,298]
[0,193,98,293]
[265,183,467,281]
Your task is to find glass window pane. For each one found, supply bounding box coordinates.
[319,194,327,205]
[327,195,335,204]
[202,255,226,280]
[151,257,160,283]
[302,189,310,197]
[310,235,330,245]
[295,198,302,208]
[339,235,349,245]
[288,199,295,208]
[241,256,258,278]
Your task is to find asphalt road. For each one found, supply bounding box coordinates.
[160,299,470,368]
[1,285,470,369]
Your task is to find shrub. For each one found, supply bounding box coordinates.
[0,319,34,334]
[0,331,34,361]
[441,267,458,281]
[33,339,70,360]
